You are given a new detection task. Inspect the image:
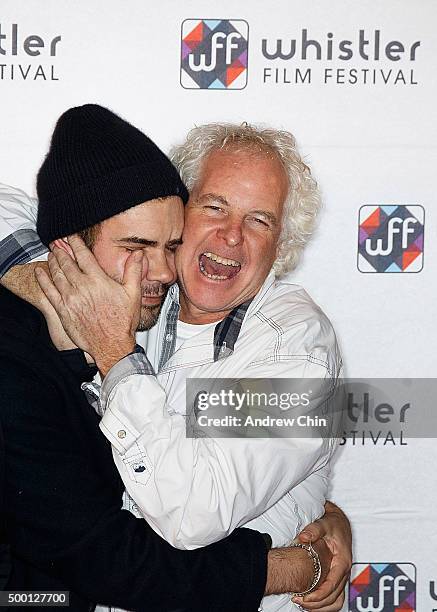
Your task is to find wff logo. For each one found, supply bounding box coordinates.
[181,19,248,89]
[349,563,416,611]
[358,205,424,272]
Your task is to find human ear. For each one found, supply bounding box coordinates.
[49,238,75,260]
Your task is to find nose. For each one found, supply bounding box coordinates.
[216,218,243,247]
[144,250,176,285]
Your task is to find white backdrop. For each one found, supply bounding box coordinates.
[1,1,436,609]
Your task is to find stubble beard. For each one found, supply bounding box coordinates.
[109,272,168,332]
[137,282,171,330]
[137,304,162,332]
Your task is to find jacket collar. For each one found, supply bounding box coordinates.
[158,271,276,370]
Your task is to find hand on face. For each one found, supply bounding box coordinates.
[35,234,143,375]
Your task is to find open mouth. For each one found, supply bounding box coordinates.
[199,252,242,281]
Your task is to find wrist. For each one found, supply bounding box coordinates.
[288,542,322,596]
[265,546,314,596]
[94,337,136,377]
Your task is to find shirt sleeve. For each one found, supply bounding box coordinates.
[99,351,338,550]
[0,183,48,278]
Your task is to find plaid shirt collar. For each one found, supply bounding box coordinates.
[0,229,48,278]
[158,282,253,372]
[158,272,276,371]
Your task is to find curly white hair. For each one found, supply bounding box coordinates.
[169,122,321,277]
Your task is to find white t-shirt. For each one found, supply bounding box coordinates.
[175,319,217,352]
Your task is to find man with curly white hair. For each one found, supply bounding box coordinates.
[172,123,319,277]
[0,119,348,611]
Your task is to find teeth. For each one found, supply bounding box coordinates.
[203,252,240,267]
[199,260,228,280]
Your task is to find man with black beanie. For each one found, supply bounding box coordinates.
[36,104,189,244]
[0,105,335,611]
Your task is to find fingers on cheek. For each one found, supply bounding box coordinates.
[48,259,60,277]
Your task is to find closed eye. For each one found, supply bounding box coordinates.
[249,216,270,228]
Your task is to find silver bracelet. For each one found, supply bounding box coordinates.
[289,542,322,597]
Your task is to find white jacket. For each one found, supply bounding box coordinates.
[99,275,342,551]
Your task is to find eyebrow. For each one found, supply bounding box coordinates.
[167,238,184,247]
[116,236,183,247]
[198,193,230,207]
[117,237,158,247]
[198,193,278,225]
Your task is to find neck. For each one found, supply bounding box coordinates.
[179,292,231,325]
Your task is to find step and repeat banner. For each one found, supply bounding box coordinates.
[1,1,436,610]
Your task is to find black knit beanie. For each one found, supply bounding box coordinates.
[36,104,189,245]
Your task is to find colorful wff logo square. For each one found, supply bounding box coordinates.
[358,205,424,272]
[349,563,416,612]
[181,19,248,89]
